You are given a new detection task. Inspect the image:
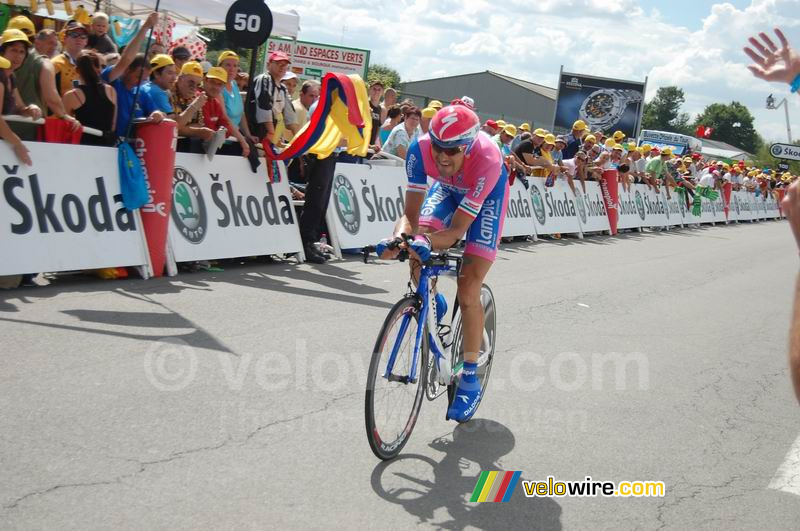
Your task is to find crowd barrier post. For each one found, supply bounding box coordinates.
[600,169,619,235]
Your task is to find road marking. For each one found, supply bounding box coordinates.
[768,434,800,496]
[577,303,590,308]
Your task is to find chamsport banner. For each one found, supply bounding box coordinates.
[0,142,150,275]
[553,71,646,139]
[168,155,303,262]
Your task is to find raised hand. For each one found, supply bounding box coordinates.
[744,28,800,84]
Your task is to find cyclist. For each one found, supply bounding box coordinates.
[377,104,508,422]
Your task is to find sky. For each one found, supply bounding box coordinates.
[270,0,800,143]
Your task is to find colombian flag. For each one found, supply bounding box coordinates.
[470,471,522,503]
[261,72,372,181]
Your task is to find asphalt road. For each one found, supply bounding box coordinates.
[1,220,799,530]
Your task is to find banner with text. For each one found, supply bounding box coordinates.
[266,37,370,83]
[502,178,536,238]
[168,155,303,262]
[575,181,611,233]
[529,177,583,236]
[0,142,149,275]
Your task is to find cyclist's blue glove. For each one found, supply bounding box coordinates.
[410,234,432,261]
[376,237,395,258]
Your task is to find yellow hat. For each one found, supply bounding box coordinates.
[421,107,436,119]
[628,142,637,151]
[641,144,652,152]
[612,143,624,151]
[683,156,692,162]
[1,28,31,47]
[205,66,228,83]
[613,130,625,140]
[496,120,507,129]
[0,56,10,69]
[7,15,35,37]
[583,134,596,143]
[661,147,673,156]
[149,54,175,71]
[534,128,547,138]
[572,119,587,131]
[722,163,731,170]
[429,100,443,109]
[519,122,531,132]
[503,124,517,137]
[604,138,616,148]
[180,61,203,78]
[217,50,240,65]
[544,133,556,146]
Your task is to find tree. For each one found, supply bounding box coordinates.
[367,63,401,88]
[641,86,693,135]
[199,28,252,72]
[693,102,762,154]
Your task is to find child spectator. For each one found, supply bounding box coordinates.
[88,12,118,54]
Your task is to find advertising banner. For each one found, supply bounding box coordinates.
[326,163,406,253]
[575,181,611,234]
[528,177,582,236]
[502,178,536,238]
[168,154,303,262]
[0,142,149,275]
[641,185,668,228]
[711,192,727,224]
[266,37,370,83]
[553,71,646,138]
[662,189,684,227]
[617,186,646,230]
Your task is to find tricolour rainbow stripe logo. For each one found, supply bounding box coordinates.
[470,471,522,502]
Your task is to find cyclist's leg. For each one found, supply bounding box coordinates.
[459,175,509,363]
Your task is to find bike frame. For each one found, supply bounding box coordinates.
[382,262,455,387]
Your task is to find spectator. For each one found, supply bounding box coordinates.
[3,22,79,141]
[0,55,32,165]
[559,149,589,195]
[170,61,211,151]
[87,12,118,54]
[612,130,626,144]
[146,42,165,62]
[100,12,163,137]
[367,80,383,149]
[247,50,297,144]
[629,146,646,184]
[62,50,116,146]
[381,87,397,122]
[282,71,298,98]
[481,119,498,136]
[511,123,530,151]
[381,106,421,159]
[428,99,443,111]
[645,147,676,197]
[34,29,58,58]
[492,124,516,155]
[420,106,436,134]
[0,30,44,126]
[380,105,402,144]
[216,50,258,150]
[52,20,89,96]
[292,79,319,128]
[539,134,557,185]
[235,72,249,91]
[562,119,586,159]
[143,54,176,115]
[170,46,191,71]
[553,135,567,163]
[202,66,250,157]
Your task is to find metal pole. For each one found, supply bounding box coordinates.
[783,98,792,143]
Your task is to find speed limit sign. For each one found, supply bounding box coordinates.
[225,0,273,48]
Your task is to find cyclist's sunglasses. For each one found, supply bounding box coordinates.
[431,143,465,156]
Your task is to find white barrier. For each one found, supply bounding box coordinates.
[502,178,536,238]
[325,162,406,255]
[575,181,611,234]
[617,186,646,230]
[168,154,304,262]
[641,185,668,228]
[0,142,151,275]
[528,177,583,236]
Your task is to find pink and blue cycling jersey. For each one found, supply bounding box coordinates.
[406,132,509,261]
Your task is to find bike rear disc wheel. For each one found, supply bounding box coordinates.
[365,296,427,460]
[447,284,497,417]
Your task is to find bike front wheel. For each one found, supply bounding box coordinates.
[365,295,428,460]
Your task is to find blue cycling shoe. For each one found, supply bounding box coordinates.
[435,292,448,323]
[447,361,481,423]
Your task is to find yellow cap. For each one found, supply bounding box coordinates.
[613,130,625,140]
[583,134,596,143]
[641,144,652,152]
[628,142,636,151]
[544,133,556,146]
[7,15,35,37]
[421,107,436,119]
[205,66,228,83]
[496,120,507,129]
[612,143,624,151]
[149,54,175,71]
[1,28,31,47]
[572,119,587,131]
[519,122,531,132]
[217,50,240,65]
[661,147,673,156]
[429,100,443,109]
[503,124,517,137]
[604,138,615,148]
[180,61,203,78]
[534,128,547,138]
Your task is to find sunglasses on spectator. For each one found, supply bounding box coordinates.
[431,143,465,156]
[66,31,88,39]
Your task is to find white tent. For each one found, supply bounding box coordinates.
[1,0,300,38]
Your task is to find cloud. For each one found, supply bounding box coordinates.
[272,0,800,142]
